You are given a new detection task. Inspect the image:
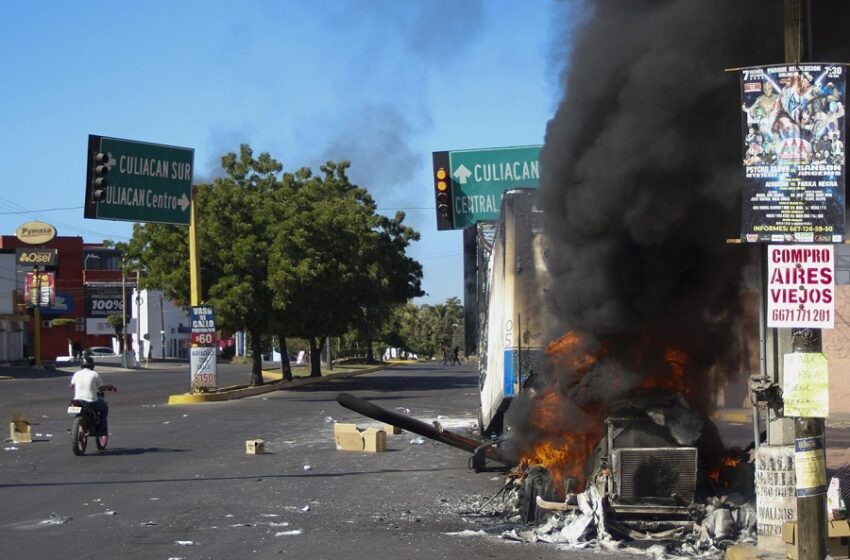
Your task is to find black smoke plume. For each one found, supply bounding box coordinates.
[514,0,850,423]
[505,0,850,485]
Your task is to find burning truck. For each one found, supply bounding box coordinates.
[340,188,755,547]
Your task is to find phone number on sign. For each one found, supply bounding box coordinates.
[771,308,831,323]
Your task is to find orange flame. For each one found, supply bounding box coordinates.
[521,331,699,497]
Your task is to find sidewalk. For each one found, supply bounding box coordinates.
[0,359,186,380]
[166,363,398,404]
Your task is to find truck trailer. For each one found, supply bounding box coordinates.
[478,188,555,436]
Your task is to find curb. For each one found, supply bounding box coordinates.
[712,409,753,424]
[167,363,396,405]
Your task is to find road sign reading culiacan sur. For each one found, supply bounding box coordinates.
[84,135,194,225]
[432,145,541,230]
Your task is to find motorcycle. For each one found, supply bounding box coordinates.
[67,387,115,456]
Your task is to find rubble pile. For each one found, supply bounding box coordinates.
[454,475,758,559]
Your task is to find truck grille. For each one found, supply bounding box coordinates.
[614,447,697,505]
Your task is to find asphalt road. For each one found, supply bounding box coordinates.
[4,360,848,560]
[0,360,651,560]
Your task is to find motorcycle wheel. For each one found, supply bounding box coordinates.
[72,417,87,456]
[96,433,108,450]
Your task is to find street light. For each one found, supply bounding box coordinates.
[84,253,100,270]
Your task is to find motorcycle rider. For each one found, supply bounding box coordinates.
[70,355,116,435]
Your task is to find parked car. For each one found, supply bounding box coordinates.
[85,346,117,357]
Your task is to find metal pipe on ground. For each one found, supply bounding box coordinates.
[336,392,511,466]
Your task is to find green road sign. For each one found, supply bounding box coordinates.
[84,135,194,225]
[433,145,541,229]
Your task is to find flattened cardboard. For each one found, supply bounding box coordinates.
[782,520,850,560]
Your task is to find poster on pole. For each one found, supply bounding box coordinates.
[739,63,846,243]
[767,244,834,328]
[190,306,217,389]
[190,347,217,388]
[24,271,55,307]
[783,352,829,418]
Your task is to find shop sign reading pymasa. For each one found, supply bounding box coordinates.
[15,221,57,245]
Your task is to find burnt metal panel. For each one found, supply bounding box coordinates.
[613,447,697,506]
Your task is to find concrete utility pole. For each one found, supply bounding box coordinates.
[121,268,128,369]
[136,269,142,367]
[785,2,827,559]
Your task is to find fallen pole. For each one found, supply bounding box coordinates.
[336,392,511,466]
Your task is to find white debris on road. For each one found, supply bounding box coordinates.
[445,529,489,537]
[275,529,303,536]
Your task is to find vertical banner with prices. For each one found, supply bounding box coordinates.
[190,306,217,389]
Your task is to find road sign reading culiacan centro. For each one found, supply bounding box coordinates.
[84,135,194,225]
[432,145,541,230]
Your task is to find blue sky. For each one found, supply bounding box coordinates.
[1,0,575,304]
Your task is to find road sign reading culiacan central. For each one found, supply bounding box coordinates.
[84,134,194,225]
[432,145,541,230]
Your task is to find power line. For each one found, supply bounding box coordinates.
[0,206,84,215]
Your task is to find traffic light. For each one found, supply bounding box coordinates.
[91,152,109,202]
[432,151,453,230]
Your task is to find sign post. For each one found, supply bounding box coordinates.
[432,145,541,230]
[84,134,194,225]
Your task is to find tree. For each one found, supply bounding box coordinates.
[123,144,282,386]
[267,161,422,374]
[349,211,423,362]
[123,147,423,384]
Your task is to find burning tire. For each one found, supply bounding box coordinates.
[518,466,554,524]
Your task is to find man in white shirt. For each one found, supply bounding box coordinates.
[70,356,116,435]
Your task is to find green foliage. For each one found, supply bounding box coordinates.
[267,161,423,368]
[374,298,464,359]
[124,144,424,382]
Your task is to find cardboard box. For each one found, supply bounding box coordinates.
[829,520,850,559]
[10,415,32,444]
[362,428,387,453]
[334,423,364,451]
[245,439,265,454]
[783,520,850,559]
[384,423,402,435]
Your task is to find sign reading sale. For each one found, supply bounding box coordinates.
[768,245,835,329]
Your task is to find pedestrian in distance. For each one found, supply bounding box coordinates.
[452,346,461,366]
[72,340,83,363]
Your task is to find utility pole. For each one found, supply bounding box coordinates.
[785,2,827,559]
[136,269,142,367]
[32,266,42,368]
[121,267,128,369]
